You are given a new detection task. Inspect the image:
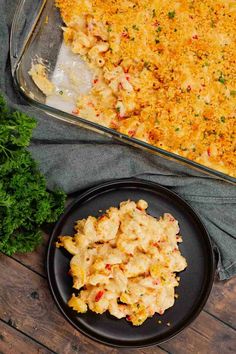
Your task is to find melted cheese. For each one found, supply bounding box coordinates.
[54,0,236,177]
[57,200,187,326]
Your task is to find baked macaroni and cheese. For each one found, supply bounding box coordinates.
[30,0,236,177]
[56,200,187,326]
[55,0,236,177]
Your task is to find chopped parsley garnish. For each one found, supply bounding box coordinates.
[152,9,156,18]
[155,39,160,44]
[218,74,226,84]
[144,61,151,70]
[156,26,162,32]
[168,11,176,19]
[230,90,236,97]
[220,116,226,123]
[211,20,215,28]
[132,24,139,31]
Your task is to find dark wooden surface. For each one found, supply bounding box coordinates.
[0,232,236,354]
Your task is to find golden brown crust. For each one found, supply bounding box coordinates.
[56,0,236,177]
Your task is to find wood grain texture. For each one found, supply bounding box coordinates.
[0,320,53,354]
[204,277,236,329]
[12,232,48,277]
[11,235,236,332]
[160,311,236,354]
[0,254,167,354]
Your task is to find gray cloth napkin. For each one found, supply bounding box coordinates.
[1,0,236,280]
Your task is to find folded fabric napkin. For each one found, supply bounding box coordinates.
[1,0,236,280]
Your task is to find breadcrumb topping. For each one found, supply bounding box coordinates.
[55,0,236,176]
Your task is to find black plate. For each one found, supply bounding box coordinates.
[46,179,215,348]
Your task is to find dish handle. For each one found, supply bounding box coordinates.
[10,0,46,76]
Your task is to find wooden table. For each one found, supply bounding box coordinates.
[1,229,236,354]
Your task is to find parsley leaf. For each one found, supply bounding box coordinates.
[168,11,176,19]
[218,74,226,84]
[0,94,66,255]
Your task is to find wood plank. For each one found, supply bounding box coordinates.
[12,231,49,277]
[204,277,236,329]
[0,320,53,354]
[160,311,236,354]
[0,254,167,354]
[12,235,236,332]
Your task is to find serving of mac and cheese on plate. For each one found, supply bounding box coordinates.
[56,200,187,326]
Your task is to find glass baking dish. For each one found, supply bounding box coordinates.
[10,0,236,184]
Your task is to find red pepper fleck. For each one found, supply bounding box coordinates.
[149,131,155,140]
[118,82,124,90]
[98,215,107,221]
[153,242,160,247]
[126,75,130,81]
[93,78,98,84]
[128,129,136,137]
[117,114,125,120]
[153,20,160,27]
[126,315,131,321]
[192,34,198,39]
[72,109,79,115]
[105,264,112,270]
[111,120,119,129]
[121,32,129,39]
[95,290,104,302]
[207,148,211,156]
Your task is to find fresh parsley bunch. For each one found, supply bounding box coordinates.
[0,94,66,255]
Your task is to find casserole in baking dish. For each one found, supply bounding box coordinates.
[11,0,236,183]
